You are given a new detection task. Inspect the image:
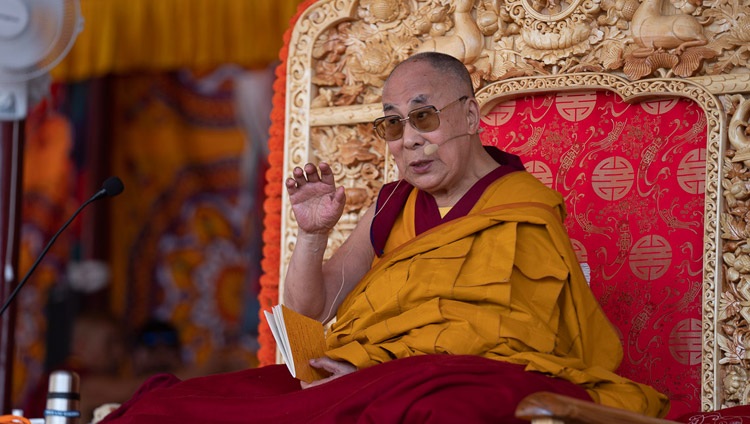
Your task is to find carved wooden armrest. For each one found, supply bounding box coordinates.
[515,392,679,424]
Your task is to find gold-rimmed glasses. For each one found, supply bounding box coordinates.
[373,96,468,141]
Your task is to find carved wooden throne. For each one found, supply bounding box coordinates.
[258,0,750,421]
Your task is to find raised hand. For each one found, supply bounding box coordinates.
[285,162,346,234]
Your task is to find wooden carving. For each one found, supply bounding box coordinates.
[629,0,707,52]
[720,96,750,408]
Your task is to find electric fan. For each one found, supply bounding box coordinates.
[0,0,83,121]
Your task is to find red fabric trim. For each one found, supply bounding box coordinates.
[370,180,414,256]
[676,407,750,423]
[371,147,525,255]
[415,147,524,234]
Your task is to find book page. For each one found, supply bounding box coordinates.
[263,309,292,368]
[264,305,330,383]
[279,305,330,383]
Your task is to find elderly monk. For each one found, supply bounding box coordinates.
[284,51,667,416]
[98,52,667,424]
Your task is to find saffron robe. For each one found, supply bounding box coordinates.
[325,168,669,418]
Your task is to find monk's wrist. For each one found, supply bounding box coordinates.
[295,232,329,253]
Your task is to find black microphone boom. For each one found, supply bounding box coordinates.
[0,177,125,316]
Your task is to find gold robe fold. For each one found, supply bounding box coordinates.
[325,171,669,418]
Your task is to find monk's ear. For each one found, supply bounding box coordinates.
[466,98,480,134]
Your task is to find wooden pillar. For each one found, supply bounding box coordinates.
[0,120,23,413]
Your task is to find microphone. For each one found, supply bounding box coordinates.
[0,176,125,317]
[424,132,473,156]
[94,176,125,200]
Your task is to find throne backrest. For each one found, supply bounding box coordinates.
[259,0,750,419]
[478,86,711,418]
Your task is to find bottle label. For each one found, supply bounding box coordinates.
[44,409,81,418]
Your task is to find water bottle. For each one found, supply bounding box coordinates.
[44,370,81,424]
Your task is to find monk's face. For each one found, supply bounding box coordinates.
[381,61,479,200]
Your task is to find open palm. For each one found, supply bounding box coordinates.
[286,162,346,234]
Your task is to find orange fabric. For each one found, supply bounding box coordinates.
[0,415,31,424]
[51,0,307,82]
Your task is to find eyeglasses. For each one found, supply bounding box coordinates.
[373,96,468,141]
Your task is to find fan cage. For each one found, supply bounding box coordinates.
[0,0,82,83]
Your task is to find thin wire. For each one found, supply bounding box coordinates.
[372,179,403,219]
[321,179,403,324]
[321,242,354,325]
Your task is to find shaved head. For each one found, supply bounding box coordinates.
[385,52,475,99]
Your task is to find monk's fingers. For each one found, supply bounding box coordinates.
[309,357,356,375]
[300,358,356,389]
[287,164,318,189]
[303,163,322,183]
[285,177,299,194]
[318,162,336,186]
[289,166,308,186]
[287,163,335,195]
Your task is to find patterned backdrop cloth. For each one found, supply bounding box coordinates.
[13,108,77,408]
[480,90,706,419]
[108,68,264,369]
[11,70,266,410]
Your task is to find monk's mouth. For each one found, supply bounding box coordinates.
[409,160,433,173]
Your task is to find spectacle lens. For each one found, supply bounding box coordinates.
[373,96,467,141]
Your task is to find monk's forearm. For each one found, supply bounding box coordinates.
[284,231,330,319]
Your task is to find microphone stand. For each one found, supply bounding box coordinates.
[0,187,110,318]
[0,171,122,416]
[0,119,24,414]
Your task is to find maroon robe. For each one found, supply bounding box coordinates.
[100,355,590,423]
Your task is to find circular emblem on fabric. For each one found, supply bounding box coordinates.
[669,318,702,365]
[555,92,597,122]
[481,100,517,126]
[524,160,554,187]
[641,98,679,115]
[569,238,588,263]
[629,235,672,280]
[592,156,634,201]
[677,148,706,195]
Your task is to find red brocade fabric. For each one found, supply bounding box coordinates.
[676,407,750,423]
[480,91,706,419]
[99,355,591,424]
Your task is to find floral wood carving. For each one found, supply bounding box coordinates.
[303,0,750,109]
[720,95,750,408]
